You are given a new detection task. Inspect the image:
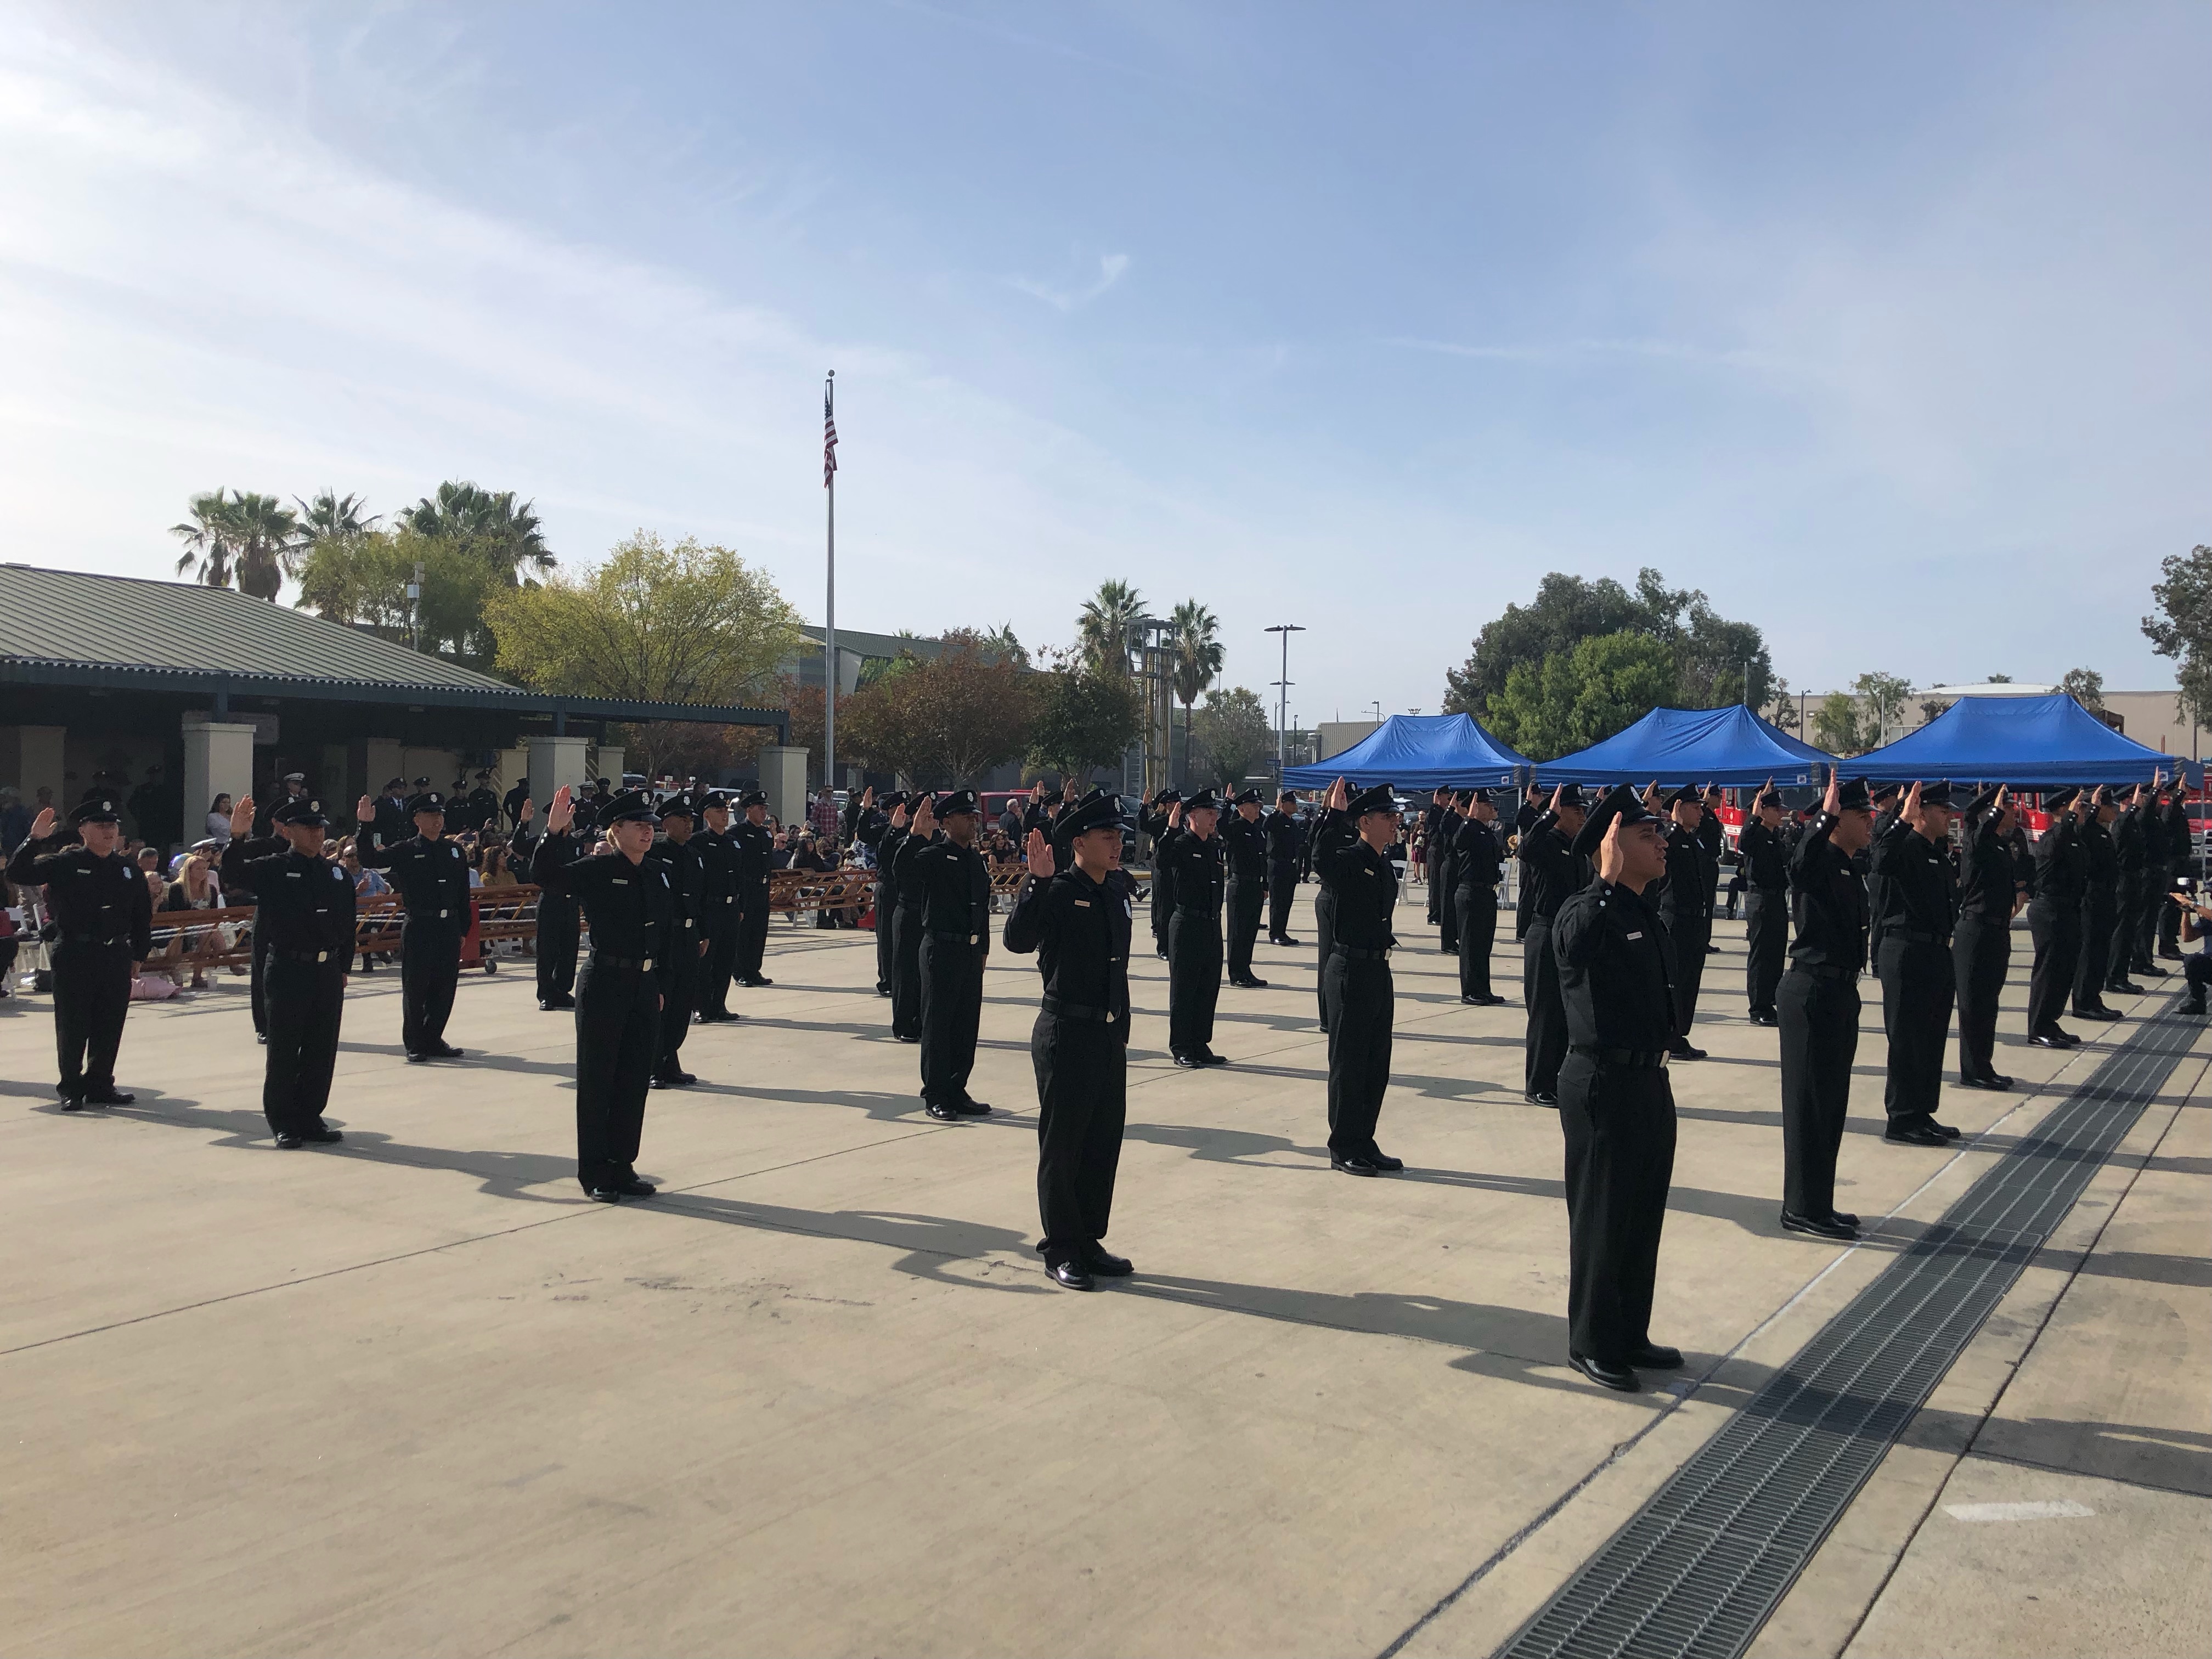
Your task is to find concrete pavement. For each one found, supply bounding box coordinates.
[1,889,2203,1657]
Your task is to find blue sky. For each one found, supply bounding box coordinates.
[3,3,2205,724]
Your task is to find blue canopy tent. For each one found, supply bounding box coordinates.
[1282,713,1527,792]
[1533,705,1835,789]
[1849,693,2200,788]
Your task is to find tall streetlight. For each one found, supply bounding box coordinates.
[1266,623,1305,782]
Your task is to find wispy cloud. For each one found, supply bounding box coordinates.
[1006,253,1131,313]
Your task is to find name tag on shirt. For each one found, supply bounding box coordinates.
[1627,930,1643,940]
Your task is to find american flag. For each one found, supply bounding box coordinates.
[823,388,838,487]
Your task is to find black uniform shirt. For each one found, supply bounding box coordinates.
[2111,804,2147,876]
[2078,816,2118,900]
[693,826,742,915]
[1159,826,1225,916]
[646,834,708,943]
[1143,809,1178,910]
[1870,819,1958,941]
[358,833,472,926]
[1788,811,1869,973]
[2164,798,2193,863]
[1222,815,1269,881]
[1738,819,1789,891]
[1003,863,1135,1032]
[6,837,154,954]
[1263,811,1306,870]
[870,823,908,889]
[1515,810,1590,922]
[910,836,992,943]
[2032,812,2087,904]
[1656,823,1709,922]
[1957,814,2018,923]
[1553,878,1677,1052]
[529,836,673,960]
[729,820,775,887]
[1446,816,1503,888]
[221,839,357,956]
[1312,809,1398,951]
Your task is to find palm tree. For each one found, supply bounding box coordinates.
[979,622,1031,668]
[171,489,238,590]
[293,489,379,550]
[1168,599,1222,786]
[1076,580,1146,675]
[405,480,554,581]
[225,492,302,600]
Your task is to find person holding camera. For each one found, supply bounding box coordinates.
[2169,883,2212,1014]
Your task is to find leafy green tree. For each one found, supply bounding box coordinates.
[170,487,301,600]
[1812,694,1865,756]
[1076,580,1146,676]
[1191,685,1273,787]
[1168,599,1223,786]
[2143,545,2212,727]
[2058,666,2106,711]
[293,490,379,551]
[405,481,555,583]
[1029,664,1144,782]
[1484,631,1678,760]
[485,532,802,706]
[296,525,508,668]
[1853,672,1913,744]
[841,630,1034,786]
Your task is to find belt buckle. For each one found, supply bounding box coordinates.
[642,958,653,971]
[1657,1051,1671,1067]
[438,908,449,918]
[315,950,328,963]
[969,934,978,944]
[1105,1011,1115,1023]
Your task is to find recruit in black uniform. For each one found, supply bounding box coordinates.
[1314,779,1407,1176]
[356,787,472,1061]
[1156,788,1229,1067]
[1446,789,1506,1005]
[901,790,994,1119]
[1516,782,1590,1107]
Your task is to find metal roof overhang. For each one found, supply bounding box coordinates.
[1,656,788,734]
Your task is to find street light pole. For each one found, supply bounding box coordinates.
[1266,623,1305,782]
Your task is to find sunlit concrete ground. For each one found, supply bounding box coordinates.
[2,886,2204,1658]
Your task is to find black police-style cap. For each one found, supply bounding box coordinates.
[1151,788,1182,808]
[1348,783,1396,818]
[382,777,406,792]
[1754,787,1783,810]
[597,789,654,825]
[881,790,907,809]
[1918,780,1956,808]
[1552,782,1586,809]
[1871,782,1902,805]
[273,795,330,828]
[1666,784,1702,808]
[1570,783,1656,858]
[1835,776,1874,812]
[1183,787,1222,813]
[1056,788,1131,841]
[1233,787,1262,806]
[696,790,730,811]
[937,789,981,817]
[1966,785,2002,816]
[1470,788,1493,805]
[412,776,430,787]
[2041,785,2077,809]
[407,791,445,815]
[1278,788,1300,804]
[656,795,695,820]
[70,797,121,826]
[737,789,768,808]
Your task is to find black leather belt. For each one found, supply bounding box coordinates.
[1333,944,1391,961]
[928,929,986,945]
[591,951,656,971]
[1790,961,1860,982]
[1173,905,1222,917]
[1041,995,1120,1024]
[1570,1044,1669,1068]
[272,948,343,965]
[1892,928,1951,947]
[60,935,129,948]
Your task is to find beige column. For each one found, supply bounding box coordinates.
[181,719,255,834]
[758,744,808,831]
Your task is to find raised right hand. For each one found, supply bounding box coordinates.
[354,794,376,825]
[28,807,55,840]
[1822,770,1841,816]
[234,796,257,837]
[546,786,575,834]
[1026,827,1054,878]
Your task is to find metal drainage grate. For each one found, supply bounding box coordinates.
[1496,1000,2200,1659]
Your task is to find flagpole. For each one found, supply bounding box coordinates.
[823,370,837,815]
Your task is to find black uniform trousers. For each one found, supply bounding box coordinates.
[873,879,895,991]
[2026,897,2080,1037]
[1953,918,2008,1081]
[1878,936,1953,1122]
[1661,909,1708,1037]
[656,930,700,1075]
[1437,868,1460,955]
[535,890,579,1004]
[919,933,985,1106]
[1267,861,1299,941]
[399,920,462,1055]
[1778,968,1857,1218]
[1558,1053,1676,1365]
[1454,881,1497,999]
[1032,1013,1126,1266]
[2107,877,2144,981]
[2075,893,2117,1006]
[1743,888,1787,1016]
[1515,879,1533,942]
[263,954,345,1136]
[698,899,741,1018]
[1323,952,1393,1158]
[1150,870,1173,958]
[734,881,771,981]
[574,954,658,1188]
[1167,909,1223,1057]
[1313,885,1338,1030]
[2130,873,2160,970]
[2159,859,2187,953]
[1226,876,1265,980]
[1523,920,1568,1097]
[249,907,272,1036]
[50,939,131,1096]
[890,904,924,1040]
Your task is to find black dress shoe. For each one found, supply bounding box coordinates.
[611,1175,656,1197]
[667,1069,697,1086]
[1705,943,1720,955]
[255,1032,268,1045]
[2108,978,2145,994]
[895,1033,919,1044]
[1629,1342,1683,1370]
[2186,1000,2208,1017]
[1884,1121,1949,1147]
[1748,1010,1779,1026]
[2137,963,2169,979]
[1928,1119,1961,1139]
[585,1186,624,1203]
[924,1102,962,1121]
[1568,1352,1640,1392]
[1956,1073,2010,1091]
[742,975,775,988]
[301,1126,344,1144]
[1172,1052,1202,1068]
[1831,1210,1859,1227]
[83,1088,135,1105]
[1200,1050,1229,1065]
[274,1132,304,1149]
[405,1051,431,1063]
[1781,1210,1859,1240]
[1049,1260,1097,1290]
[953,1099,992,1116]
[1273,935,1304,948]
[430,1045,466,1059]
[2073,1003,2120,1021]
[1367,1149,1405,1172]
[2029,1030,2077,1049]
[1238,975,1270,989]
[1081,1248,1133,1277]
[1330,1154,1380,1176]
[1525,1090,1558,1108]
[58,1094,85,1113]
[1669,1042,1707,1061]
